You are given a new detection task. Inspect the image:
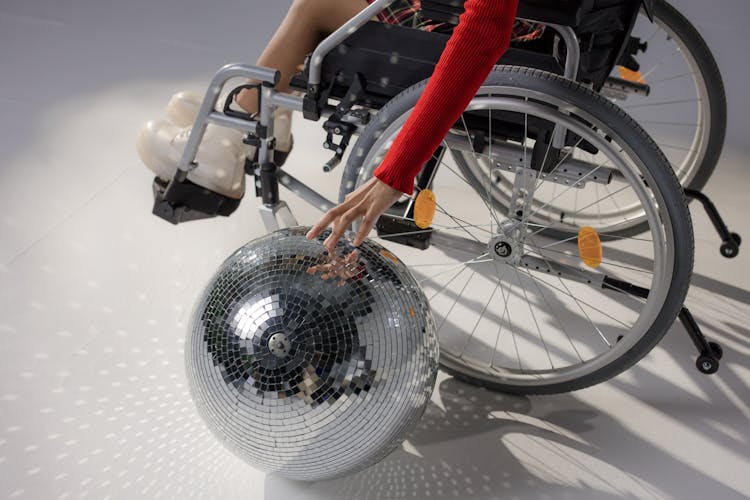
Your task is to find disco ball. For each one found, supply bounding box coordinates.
[185,227,438,481]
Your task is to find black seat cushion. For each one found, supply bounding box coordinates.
[290,21,563,107]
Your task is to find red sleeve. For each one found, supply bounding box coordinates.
[373,0,519,195]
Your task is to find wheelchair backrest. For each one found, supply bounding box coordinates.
[421,0,645,28]
[421,0,645,87]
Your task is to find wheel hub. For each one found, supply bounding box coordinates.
[488,219,526,264]
[268,333,292,358]
[489,235,519,264]
[494,241,512,258]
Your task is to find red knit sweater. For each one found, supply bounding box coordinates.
[373,0,519,194]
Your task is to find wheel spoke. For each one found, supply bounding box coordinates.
[621,97,700,110]
[517,264,584,364]
[490,260,520,370]
[648,71,694,85]
[638,120,700,128]
[533,137,585,191]
[522,239,655,277]
[527,156,613,222]
[520,265,633,331]
[436,270,476,332]
[640,45,681,80]
[512,266,555,369]
[458,114,503,228]
[417,252,490,285]
[459,268,505,358]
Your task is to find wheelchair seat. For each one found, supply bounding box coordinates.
[289,21,563,110]
[290,0,645,119]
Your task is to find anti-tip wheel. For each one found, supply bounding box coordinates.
[696,355,719,374]
[720,235,740,258]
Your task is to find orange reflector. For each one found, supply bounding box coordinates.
[379,249,399,264]
[414,189,436,229]
[618,66,646,84]
[578,226,602,268]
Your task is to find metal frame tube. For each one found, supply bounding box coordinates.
[308,0,399,86]
[546,24,581,81]
[277,171,337,213]
[526,22,580,149]
[175,63,280,176]
[271,92,305,112]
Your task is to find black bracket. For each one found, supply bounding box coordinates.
[322,120,355,172]
[321,73,368,172]
[223,83,260,123]
[684,188,742,258]
[375,215,432,250]
[679,307,724,374]
[602,275,724,375]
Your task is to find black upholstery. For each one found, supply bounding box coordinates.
[421,0,592,27]
[289,21,562,106]
[421,0,643,86]
[289,0,644,115]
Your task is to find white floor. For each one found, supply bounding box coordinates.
[1,1,749,499]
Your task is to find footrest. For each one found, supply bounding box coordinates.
[376,214,432,250]
[151,177,241,225]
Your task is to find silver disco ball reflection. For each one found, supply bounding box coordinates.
[186,227,438,481]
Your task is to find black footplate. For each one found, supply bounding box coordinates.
[375,214,432,250]
[151,177,241,225]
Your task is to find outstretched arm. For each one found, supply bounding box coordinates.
[308,0,520,251]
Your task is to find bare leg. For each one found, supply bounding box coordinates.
[236,0,369,113]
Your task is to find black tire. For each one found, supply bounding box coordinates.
[340,66,694,395]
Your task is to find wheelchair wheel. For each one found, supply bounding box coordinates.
[600,0,726,235]
[454,0,726,237]
[339,66,694,394]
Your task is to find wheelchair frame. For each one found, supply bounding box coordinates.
[153,0,731,383]
[162,0,585,225]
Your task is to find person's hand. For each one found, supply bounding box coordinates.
[306,177,404,253]
[306,250,362,287]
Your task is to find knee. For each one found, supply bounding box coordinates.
[288,0,365,34]
[288,0,322,19]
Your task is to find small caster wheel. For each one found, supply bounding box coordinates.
[708,341,723,360]
[696,355,719,374]
[720,232,741,258]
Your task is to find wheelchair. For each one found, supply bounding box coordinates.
[150,0,734,394]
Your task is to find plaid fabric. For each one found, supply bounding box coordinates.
[366,0,545,41]
[512,19,546,42]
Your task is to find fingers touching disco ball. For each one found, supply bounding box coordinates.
[186,227,439,481]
